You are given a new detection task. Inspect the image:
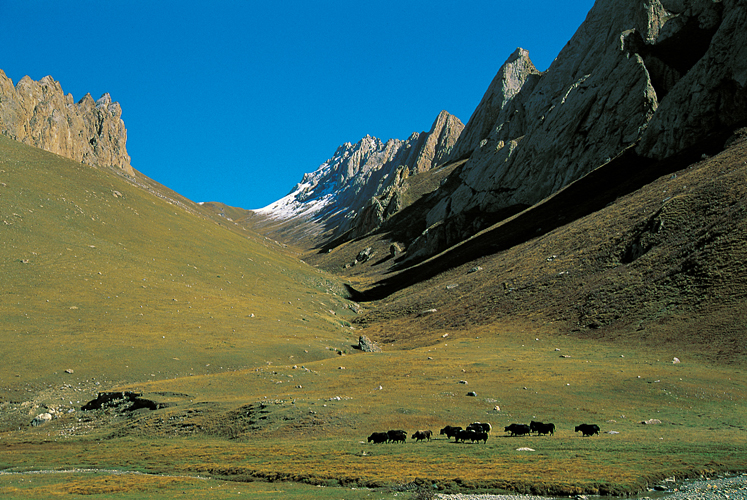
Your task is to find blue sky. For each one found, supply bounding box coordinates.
[1,1,595,209]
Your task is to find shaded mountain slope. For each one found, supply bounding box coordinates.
[259,0,747,366]
[332,127,747,364]
[370,0,747,262]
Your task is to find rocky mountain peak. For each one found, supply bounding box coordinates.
[0,70,134,176]
[411,110,464,173]
[405,0,747,262]
[254,110,464,242]
[447,47,540,163]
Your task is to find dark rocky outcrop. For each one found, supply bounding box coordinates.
[82,391,165,412]
[404,0,747,261]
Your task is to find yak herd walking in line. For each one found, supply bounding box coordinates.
[367,421,601,444]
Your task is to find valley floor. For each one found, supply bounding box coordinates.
[1,322,745,498]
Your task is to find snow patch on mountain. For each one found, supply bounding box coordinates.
[253,111,464,241]
[254,134,404,221]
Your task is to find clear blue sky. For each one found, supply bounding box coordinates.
[1,1,595,209]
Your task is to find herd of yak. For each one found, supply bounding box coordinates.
[367,422,601,444]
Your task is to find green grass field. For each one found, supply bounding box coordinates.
[0,134,356,394]
[1,136,746,498]
[2,323,745,497]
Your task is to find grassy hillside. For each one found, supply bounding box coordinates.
[0,134,357,401]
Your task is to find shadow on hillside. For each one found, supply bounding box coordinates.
[350,127,740,302]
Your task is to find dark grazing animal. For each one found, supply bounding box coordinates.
[454,429,473,442]
[470,431,489,443]
[454,429,472,442]
[439,425,462,440]
[411,430,432,442]
[504,423,532,436]
[530,421,556,436]
[455,429,489,443]
[387,429,407,443]
[367,432,388,444]
[467,422,492,433]
[575,424,600,436]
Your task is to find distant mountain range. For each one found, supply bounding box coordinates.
[253,110,463,244]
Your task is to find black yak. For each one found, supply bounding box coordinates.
[367,432,388,443]
[411,430,432,442]
[439,425,462,440]
[530,421,556,436]
[387,429,407,443]
[504,423,531,436]
[575,424,600,436]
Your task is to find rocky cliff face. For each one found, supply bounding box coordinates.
[406,0,747,262]
[255,110,463,241]
[0,70,133,175]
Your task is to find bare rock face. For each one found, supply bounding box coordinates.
[636,0,747,159]
[408,0,747,261]
[255,110,463,241]
[347,165,409,239]
[446,48,542,163]
[410,110,465,174]
[358,335,382,353]
[338,111,462,237]
[0,71,133,175]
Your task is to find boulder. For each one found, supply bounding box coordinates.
[641,418,663,425]
[356,247,374,263]
[389,242,403,257]
[358,335,382,353]
[31,413,52,426]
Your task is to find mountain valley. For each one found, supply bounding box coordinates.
[2,0,747,498]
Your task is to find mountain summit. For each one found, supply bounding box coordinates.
[254,0,747,260]
[405,0,747,260]
[0,70,133,176]
[254,110,463,244]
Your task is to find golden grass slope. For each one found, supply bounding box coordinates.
[0,135,357,401]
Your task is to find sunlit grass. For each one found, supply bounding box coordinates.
[1,137,746,497]
[2,325,745,495]
[0,135,356,394]
[0,470,400,499]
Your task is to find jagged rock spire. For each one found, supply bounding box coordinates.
[0,70,133,175]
